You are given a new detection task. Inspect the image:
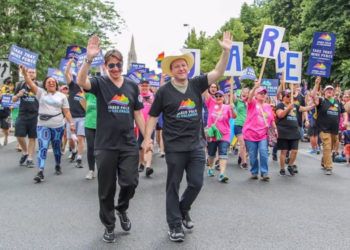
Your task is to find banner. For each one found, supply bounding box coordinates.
[181,48,200,78]
[306,32,336,78]
[0,94,13,108]
[240,67,257,81]
[284,51,302,84]
[261,79,279,97]
[77,51,104,68]
[8,45,39,69]
[131,63,146,70]
[65,45,86,60]
[224,42,244,76]
[47,68,66,83]
[143,73,161,87]
[126,70,143,84]
[219,77,241,94]
[59,59,79,76]
[275,42,289,73]
[257,25,285,59]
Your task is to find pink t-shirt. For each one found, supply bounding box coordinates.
[207,104,233,142]
[205,95,216,116]
[140,91,154,122]
[243,98,274,142]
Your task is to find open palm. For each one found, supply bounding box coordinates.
[217,31,233,51]
[87,35,101,59]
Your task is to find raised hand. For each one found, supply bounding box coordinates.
[315,76,321,85]
[86,35,101,60]
[217,31,233,52]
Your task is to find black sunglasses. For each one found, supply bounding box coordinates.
[107,62,123,69]
[215,95,223,98]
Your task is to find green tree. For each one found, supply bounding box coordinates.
[0,0,123,81]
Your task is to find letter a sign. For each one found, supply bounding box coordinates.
[257,25,285,59]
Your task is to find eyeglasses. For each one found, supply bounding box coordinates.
[258,92,267,95]
[107,62,123,69]
[215,95,223,98]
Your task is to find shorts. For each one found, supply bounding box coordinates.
[277,138,299,151]
[66,117,85,138]
[308,126,319,137]
[15,117,37,138]
[207,141,230,159]
[344,144,350,157]
[0,117,10,129]
[234,125,243,136]
[137,132,155,150]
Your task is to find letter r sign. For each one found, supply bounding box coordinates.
[257,25,285,59]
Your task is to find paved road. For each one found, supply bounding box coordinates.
[1,138,350,249]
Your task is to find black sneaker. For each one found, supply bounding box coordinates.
[70,151,77,163]
[181,211,194,229]
[55,165,62,175]
[75,159,83,168]
[117,211,131,231]
[292,165,298,174]
[20,154,28,166]
[238,156,242,165]
[26,159,35,168]
[34,171,44,183]
[287,166,295,176]
[145,167,154,177]
[240,163,248,170]
[279,169,286,176]
[138,164,145,172]
[168,226,185,242]
[102,228,116,243]
[261,175,270,182]
[272,154,277,161]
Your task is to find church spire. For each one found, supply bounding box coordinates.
[127,35,137,71]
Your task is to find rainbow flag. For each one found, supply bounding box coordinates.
[156,52,165,68]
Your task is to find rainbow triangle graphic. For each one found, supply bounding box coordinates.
[178,98,196,110]
[319,33,332,41]
[109,94,129,106]
[314,63,327,70]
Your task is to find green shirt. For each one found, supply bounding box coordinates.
[234,99,247,126]
[85,93,97,129]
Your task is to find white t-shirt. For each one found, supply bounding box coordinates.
[36,87,70,128]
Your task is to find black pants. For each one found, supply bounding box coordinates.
[95,149,139,231]
[165,148,205,228]
[85,128,96,171]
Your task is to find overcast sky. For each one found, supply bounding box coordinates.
[110,0,254,72]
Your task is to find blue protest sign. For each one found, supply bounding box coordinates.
[284,51,302,84]
[224,42,244,76]
[59,59,79,76]
[47,68,66,83]
[218,77,241,94]
[143,73,161,87]
[257,25,285,59]
[240,67,257,80]
[65,45,86,60]
[306,32,336,78]
[77,51,104,68]
[126,70,143,84]
[181,49,200,78]
[131,63,146,70]
[275,42,289,73]
[261,79,279,97]
[0,94,13,108]
[8,45,39,69]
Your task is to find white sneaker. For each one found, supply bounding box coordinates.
[85,170,94,180]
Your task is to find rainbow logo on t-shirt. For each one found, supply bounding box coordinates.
[109,94,129,106]
[319,33,332,42]
[313,63,327,70]
[178,99,196,110]
[328,106,338,112]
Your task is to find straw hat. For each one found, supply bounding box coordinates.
[161,53,194,77]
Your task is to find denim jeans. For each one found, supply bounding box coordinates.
[207,140,230,159]
[245,139,269,176]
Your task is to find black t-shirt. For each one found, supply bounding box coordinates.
[149,75,209,152]
[276,102,301,140]
[293,93,305,127]
[316,98,345,135]
[87,76,143,151]
[68,81,85,118]
[14,81,39,120]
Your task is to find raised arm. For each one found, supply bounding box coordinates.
[77,35,101,90]
[207,32,232,84]
[311,76,321,106]
[20,66,38,95]
[65,59,73,84]
[248,80,260,103]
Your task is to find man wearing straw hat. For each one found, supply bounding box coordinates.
[142,32,233,242]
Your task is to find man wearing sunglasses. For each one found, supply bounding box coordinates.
[77,35,145,243]
[142,32,233,242]
[276,89,315,176]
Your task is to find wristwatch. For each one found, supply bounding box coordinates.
[84,57,93,64]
